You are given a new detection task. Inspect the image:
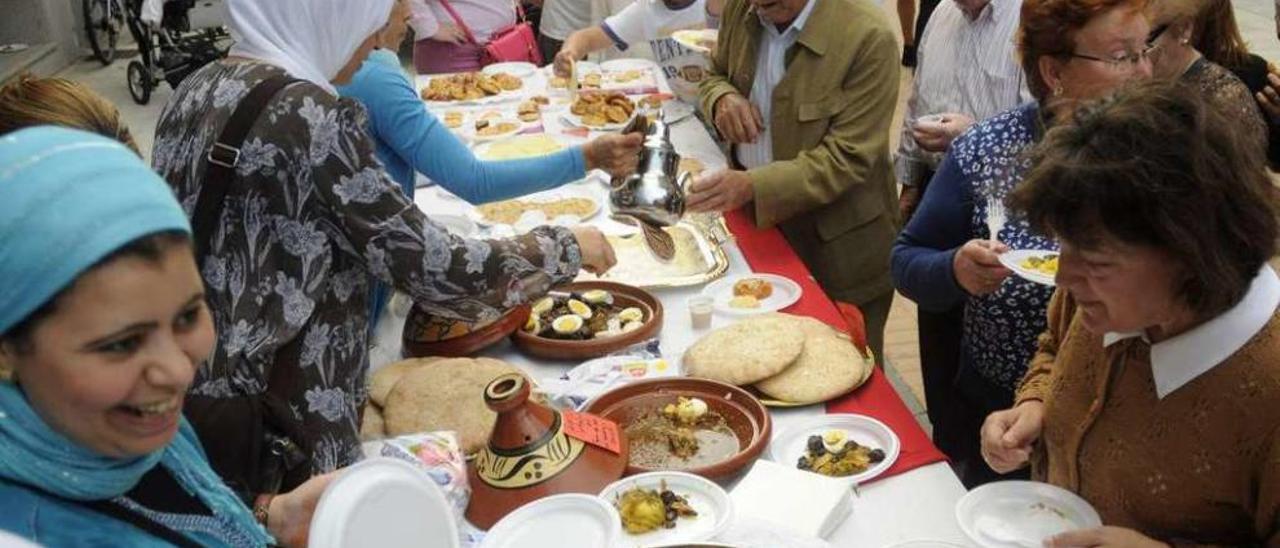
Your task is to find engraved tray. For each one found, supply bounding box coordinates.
[577,214,731,289]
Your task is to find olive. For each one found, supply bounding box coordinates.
[660,490,677,504]
[797,456,810,470]
[869,448,886,463]
[666,509,677,521]
[806,435,824,454]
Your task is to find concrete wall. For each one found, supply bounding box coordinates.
[1,0,85,75]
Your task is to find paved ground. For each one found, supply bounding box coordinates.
[60,1,1280,430]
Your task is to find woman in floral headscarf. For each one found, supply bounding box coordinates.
[151,0,616,504]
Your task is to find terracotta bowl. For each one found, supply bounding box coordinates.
[582,377,771,481]
[511,281,663,361]
[402,305,530,358]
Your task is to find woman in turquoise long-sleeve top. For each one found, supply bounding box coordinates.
[337,5,641,326]
[337,13,641,203]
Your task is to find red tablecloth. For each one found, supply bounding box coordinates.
[723,209,947,483]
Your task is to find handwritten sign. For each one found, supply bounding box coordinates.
[562,411,622,454]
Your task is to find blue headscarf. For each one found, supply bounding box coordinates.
[0,127,271,545]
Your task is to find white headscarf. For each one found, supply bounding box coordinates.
[226,0,396,94]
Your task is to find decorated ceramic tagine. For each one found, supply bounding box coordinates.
[466,373,629,529]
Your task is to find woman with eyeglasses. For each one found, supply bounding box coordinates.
[984,80,1280,548]
[891,0,1152,488]
[1145,0,1267,162]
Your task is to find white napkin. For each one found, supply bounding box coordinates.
[729,460,854,539]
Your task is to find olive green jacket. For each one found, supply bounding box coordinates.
[699,0,900,304]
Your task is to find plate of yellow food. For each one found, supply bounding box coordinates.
[672,29,718,54]
[699,273,802,316]
[999,249,1059,287]
[419,71,524,104]
[598,471,733,545]
[768,413,900,486]
[473,133,584,161]
[562,91,638,131]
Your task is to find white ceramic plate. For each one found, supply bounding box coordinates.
[483,62,538,78]
[998,249,1059,287]
[700,273,802,316]
[598,471,734,545]
[480,494,622,548]
[672,29,718,54]
[310,457,460,548]
[955,481,1102,548]
[768,414,901,486]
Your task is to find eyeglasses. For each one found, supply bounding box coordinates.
[1066,42,1156,71]
[1146,24,1170,47]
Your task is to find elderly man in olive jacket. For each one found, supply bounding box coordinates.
[689,0,900,360]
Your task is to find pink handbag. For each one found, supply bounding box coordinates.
[438,0,544,66]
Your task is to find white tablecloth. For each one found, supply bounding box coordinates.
[371,64,973,547]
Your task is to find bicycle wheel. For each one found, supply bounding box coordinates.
[83,0,123,65]
[126,60,152,105]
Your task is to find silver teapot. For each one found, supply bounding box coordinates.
[608,112,693,228]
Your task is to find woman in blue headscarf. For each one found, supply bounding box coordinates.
[0,127,329,547]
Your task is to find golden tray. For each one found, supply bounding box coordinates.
[577,213,731,289]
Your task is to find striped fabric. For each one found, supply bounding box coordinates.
[894,0,1031,186]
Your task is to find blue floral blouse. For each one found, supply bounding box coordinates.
[891,102,1058,393]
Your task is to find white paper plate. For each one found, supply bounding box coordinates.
[879,541,971,548]
[700,273,802,316]
[998,249,1059,287]
[672,29,717,53]
[480,494,622,548]
[310,457,460,548]
[768,414,901,486]
[955,481,1102,548]
[418,74,525,106]
[598,471,734,545]
[483,62,538,78]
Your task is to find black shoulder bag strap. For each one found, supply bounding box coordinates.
[184,72,311,501]
[192,74,300,266]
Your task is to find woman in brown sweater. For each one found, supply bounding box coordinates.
[982,81,1280,547]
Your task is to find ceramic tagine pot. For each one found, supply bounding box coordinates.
[465,373,629,530]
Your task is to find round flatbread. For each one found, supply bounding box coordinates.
[754,316,868,404]
[360,403,385,442]
[383,358,522,454]
[683,313,805,385]
[369,357,444,407]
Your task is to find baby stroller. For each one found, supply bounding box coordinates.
[123,0,230,104]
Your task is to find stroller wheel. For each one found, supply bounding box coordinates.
[127,61,153,105]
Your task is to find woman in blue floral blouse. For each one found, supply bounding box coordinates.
[890,0,1153,487]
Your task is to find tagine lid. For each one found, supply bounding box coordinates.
[465,373,629,530]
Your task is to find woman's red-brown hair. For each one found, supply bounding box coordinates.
[1018,0,1151,101]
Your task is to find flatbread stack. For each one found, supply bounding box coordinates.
[361,357,524,453]
[682,313,873,406]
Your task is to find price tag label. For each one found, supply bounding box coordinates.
[562,411,622,454]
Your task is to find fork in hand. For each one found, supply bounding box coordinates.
[986,194,1007,243]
